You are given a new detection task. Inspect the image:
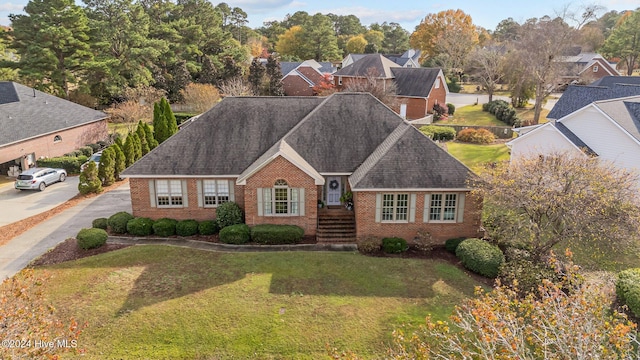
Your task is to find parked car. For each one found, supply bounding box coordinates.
[14,167,67,191]
[81,151,102,171]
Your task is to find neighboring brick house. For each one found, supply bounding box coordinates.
[333,54,448,119]
[0,81,108,175]
[280,60,336,96]
[558,52,619,86]
[121,93,481,243]
[341,49,422,69]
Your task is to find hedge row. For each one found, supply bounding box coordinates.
[482,100,520,126]
[457,128,496,144]
[37,156,88,175]
[419,125,456,141]
[616,268,640,317]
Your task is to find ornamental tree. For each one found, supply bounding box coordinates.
[97,146,115,186]
[474,153,640,262]
[78,160,102,194]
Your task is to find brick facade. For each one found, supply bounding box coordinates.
[283,75,314,96]
[244,156,318,235]
[353,191,483,243]
[0,120,108,165]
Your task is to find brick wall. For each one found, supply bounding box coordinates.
[128,177,243,221]
[0,120,108,165]
[283,75,314,96]
[244,156,318,235]
[353,191,483,243]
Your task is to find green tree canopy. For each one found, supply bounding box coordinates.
[602,9,640,76]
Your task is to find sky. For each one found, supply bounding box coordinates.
[1,0,638,31]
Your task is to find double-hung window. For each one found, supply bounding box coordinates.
[429,193,457,221]
[156,180,183,207]
[202,180,229,207]
[381,193,409,222]
[261,179,303,216]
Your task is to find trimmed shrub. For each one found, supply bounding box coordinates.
[78,146,93,157]
[456,128,496,144]
[419,125,456,141]
[92,217,108,230]
[482,100,520,126]
[357,236,382,254]
[78,161,102,195]
[616,268,640,317]
[382,237,408,254]
[77,228,108,250]
[176,219,199,237]
[250,224,304,244]
[219,224,251,245]
[37,155,88,175]
[198,220,220,235]
[216,202,244,229]
[444,237,466,253]
[126,217,155,236]
[153,218,178,237]
[432,103,448,121]
[86,143,101,153]
[456,238,505,278]
[499,258,558,295]
[107,211,134,234]
[446,103,456,116]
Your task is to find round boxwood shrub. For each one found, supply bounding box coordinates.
[446,103,456,116]
[126,217,154,236]
[153,218,178,237]
[216,202,244,229]
[382,237,408,254]
[616,268,640,317]
[176,219,199,237]
[92,217,108,230]
[219,224,251,244]
[107,211,134,234]
[456,238,505,278]
[444,237,466,253]
[77,228,108,250]
[250,224,304,244]
[198,220,220,235]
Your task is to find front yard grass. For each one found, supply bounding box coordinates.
[447,142,510,172]
[39,246,482,359]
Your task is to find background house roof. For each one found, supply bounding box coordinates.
[283,92,402,173]
[121,96,324,176]
[334,54,399,78]
[0,81,107,147]
[392,68,441,97]
[547,84,640,120]
[590,76,640,87]
[350,123,474,189]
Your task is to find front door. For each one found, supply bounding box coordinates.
[326,176,342,206]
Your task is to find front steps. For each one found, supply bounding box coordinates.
[317,208,356,243]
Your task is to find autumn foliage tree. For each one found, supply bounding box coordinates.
[602,9,640,76]
[474,153,640,262]
[344,68,398,109]
[0,269,84,359]
[179,83,221,113]
[312,73,336,96]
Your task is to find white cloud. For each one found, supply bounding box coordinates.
[0,3,24,11]
[224,0,298,12]
[319,6,425,26]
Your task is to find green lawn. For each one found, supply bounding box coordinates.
[38,246,482,359]
[438,104,507,126]
[447,142,510,172]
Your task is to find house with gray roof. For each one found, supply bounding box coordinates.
[333,54,448,120]
[0,81,108,175]
[279,60,337,96]
[508,95,640,179]
[121,93,481,243]
[547,83,640,120]
[557,52,619,85]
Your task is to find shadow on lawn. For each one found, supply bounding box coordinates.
[51,246,474,314]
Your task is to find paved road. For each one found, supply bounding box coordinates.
[0,182,132,280]
[447,93,559,111]
[0,176,80,226]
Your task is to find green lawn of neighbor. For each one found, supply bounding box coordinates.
[38,246,483,359]
[447,142,510,172]
[438,104,507,126]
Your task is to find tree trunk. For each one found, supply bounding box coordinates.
[532,83,544,125]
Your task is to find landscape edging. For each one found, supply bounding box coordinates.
[107,236,358,252]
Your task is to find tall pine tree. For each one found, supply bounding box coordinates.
[265,55,284,96]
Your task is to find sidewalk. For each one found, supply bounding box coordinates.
[0,182,131,280]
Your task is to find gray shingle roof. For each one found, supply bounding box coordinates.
[548,84,640,120]
[121,96,324,176]
[334,54,399,78]
[283,92,403,173]
[594,96,640,141]
[280,62,302,76]
[391,68,440,97]
[0,82,107,147]
[590,76,640,87]
[350,123,474,189]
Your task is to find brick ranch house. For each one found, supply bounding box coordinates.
[0,81,108,175]
[333,53,448,120]
[121,93,482,243]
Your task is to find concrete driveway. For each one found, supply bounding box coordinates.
[446,93,511,109]
[0,181,132,280]
[0,176,80,226]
